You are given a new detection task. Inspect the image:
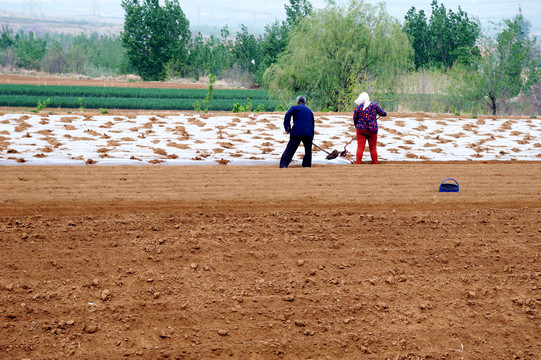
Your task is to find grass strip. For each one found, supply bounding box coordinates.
[0,94,278,111]
[0,84,271,100]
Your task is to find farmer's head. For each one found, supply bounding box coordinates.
[296,95,306,104]
[355,92,370,106]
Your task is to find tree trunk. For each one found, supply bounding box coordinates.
[490,94,497,115]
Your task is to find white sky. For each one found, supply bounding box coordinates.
[1,0,539,36]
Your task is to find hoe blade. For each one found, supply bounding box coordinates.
[326,149,339,160]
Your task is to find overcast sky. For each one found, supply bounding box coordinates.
[1,0,539,36]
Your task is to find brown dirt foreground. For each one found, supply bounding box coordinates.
[1,163,540,360]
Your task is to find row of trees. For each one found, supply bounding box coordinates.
[0,26,128,77]
[0,0,539,115]
[269,0,539,114]
[120,0,312,84]
[453,11,539,114]
[403,1,481,69]
[402,1,539,114]
[0,0,312,85]
[100,0,541,114]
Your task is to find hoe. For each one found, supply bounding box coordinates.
[313,136,356,164]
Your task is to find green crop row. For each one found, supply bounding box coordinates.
[0,84,271,100]
[0,95,279,111]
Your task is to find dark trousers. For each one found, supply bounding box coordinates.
[280,135,313,168]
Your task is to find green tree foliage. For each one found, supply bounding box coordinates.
[67,36,90,74]
[182,2,314,86]
[0,25,14,50]
[121,0,190,81]
[234,25,259,73]
[263,0,413,110]
[0,27,127,75]
[0,26,15,67]
[202,74,216,112]
[284,0,313,30]
[42,40,67,74]
[403,8,429,69]
[254,1,313,84]
[256,20,289,83]
[452,10,540,115]
[55,33,126,76]
[88,33,126,75]
[187,26,235,79]
[403,0,480,69]
[14,31,47,70]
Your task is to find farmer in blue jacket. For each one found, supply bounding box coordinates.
[279,95,315,168]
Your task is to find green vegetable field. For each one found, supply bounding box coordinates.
[0,84,279,111]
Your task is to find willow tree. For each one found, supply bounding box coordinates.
[263,0,413,110]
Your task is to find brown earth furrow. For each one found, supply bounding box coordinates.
[0,163,540,359]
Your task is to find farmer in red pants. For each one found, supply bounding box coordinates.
[353,92,387,164]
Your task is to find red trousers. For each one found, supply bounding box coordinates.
[356,129,378,164]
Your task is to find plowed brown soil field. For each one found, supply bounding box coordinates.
[1,163,540,359]
[0,74,212,89]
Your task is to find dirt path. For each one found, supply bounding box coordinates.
[0,74,213,89]
[1,163,540,359]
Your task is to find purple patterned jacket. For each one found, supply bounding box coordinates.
[353,103,387,133]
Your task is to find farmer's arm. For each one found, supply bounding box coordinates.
[375,104,387,117]
[283,107,294,132]
[353,106,361,126]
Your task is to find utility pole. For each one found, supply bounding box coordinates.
[91,0,101,21]
[23,0,44,17]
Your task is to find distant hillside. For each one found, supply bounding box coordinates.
[0,12,123,35]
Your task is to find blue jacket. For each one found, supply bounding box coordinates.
[283,104,315,137]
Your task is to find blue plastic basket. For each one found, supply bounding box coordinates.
[439,178,459,192]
